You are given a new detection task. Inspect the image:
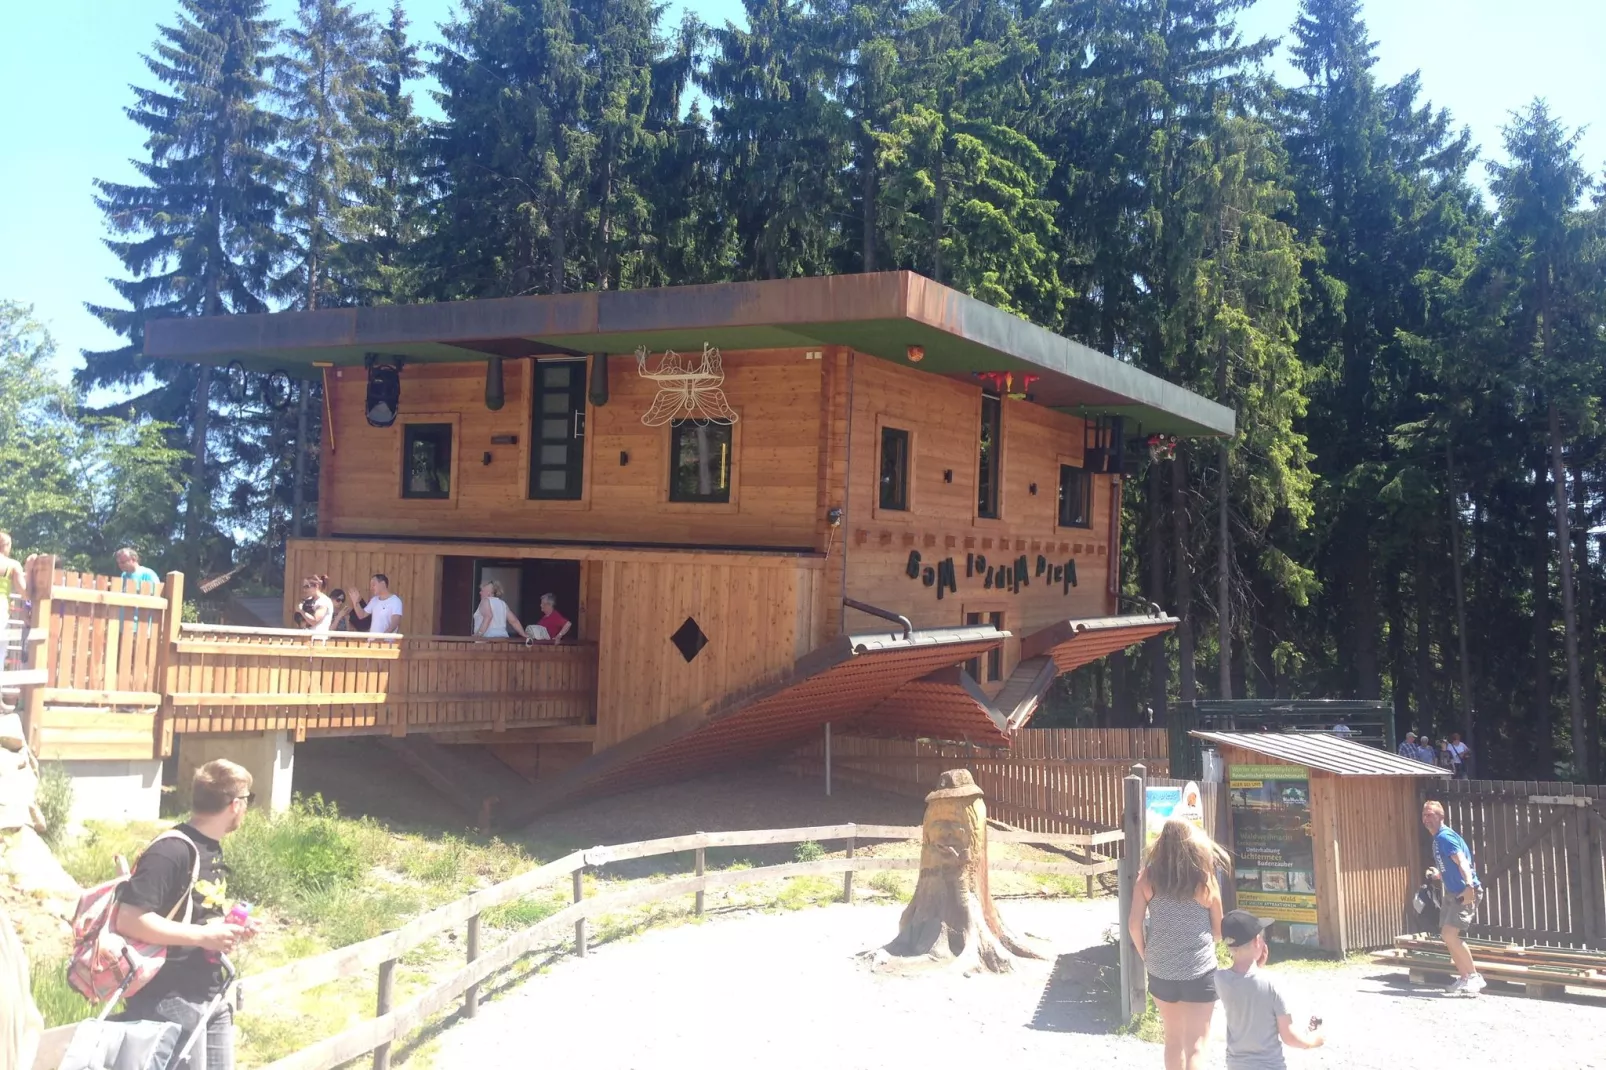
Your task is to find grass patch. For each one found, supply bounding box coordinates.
[792,840,825,863]
[29,956,95,1029]
[1116,994,1164,1043]
[56,819,167,886]
[773,875,840,911]
[867,871,913,902]
[481,893,566,931]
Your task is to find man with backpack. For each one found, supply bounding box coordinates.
[113,760,257,1068]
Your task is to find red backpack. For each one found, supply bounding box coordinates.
[66,829,200,1004]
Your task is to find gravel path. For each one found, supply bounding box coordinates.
[434,897,1606,1070]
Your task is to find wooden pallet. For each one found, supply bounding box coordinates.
[1394,934,1606,972]
[1372,947,1606,1000]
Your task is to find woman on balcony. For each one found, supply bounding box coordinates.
[472,580,526,641]
[296,575,334,633]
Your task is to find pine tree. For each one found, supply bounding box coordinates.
[84,0,285,575]
[348,0,425,306]
[274,0,380,544]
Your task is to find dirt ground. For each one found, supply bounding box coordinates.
[434,897,1606,1070]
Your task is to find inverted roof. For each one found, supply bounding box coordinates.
[1193,730,1451,777]
[143,271,1235,438]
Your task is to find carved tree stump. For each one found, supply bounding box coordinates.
[873,769,1042,974]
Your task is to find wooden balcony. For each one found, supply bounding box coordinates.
[15,557,597,761]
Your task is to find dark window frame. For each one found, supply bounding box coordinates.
[528,359,588,501]
[977,393,1001,519]
[965,610,1006,683]
[878,426,911,511]
[401,423,453,500]
[668,419,734,504]
[1058,463,1093,528]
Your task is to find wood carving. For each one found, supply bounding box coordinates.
[871,768,1042,974]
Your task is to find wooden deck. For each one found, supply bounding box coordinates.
[15,557,597,761]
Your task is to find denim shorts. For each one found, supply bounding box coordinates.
[1148,970,1219,1004]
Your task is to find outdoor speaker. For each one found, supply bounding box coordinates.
[589,352,610,407]
[364,355,402,428]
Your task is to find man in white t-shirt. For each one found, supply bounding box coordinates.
[349,573,403,634]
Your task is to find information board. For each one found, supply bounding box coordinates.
[1228,764,1319,946]
[1144,782,1205,850]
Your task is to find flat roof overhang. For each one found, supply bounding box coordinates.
[144,271,1234,438]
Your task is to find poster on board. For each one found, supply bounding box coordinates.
[1144,781,1205,849]
[1228,764,1319,946]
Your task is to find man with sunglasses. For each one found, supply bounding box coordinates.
[115,760,260,1069]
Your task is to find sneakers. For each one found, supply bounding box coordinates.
[1444,973,1485,996]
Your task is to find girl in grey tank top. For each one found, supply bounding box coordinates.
[1143,891,1217,981]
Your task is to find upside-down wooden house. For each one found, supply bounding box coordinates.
[27,272,1231,820]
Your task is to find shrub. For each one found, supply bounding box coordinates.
[36,762,73,849]
[225,795,374,908]
[792,840,825,863]
[56,820,168,886]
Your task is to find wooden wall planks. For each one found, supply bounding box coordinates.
[592,557,819,748]
[836,356,1114,684]
[320,351,823,548]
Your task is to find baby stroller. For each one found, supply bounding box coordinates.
[57,954,235,1070]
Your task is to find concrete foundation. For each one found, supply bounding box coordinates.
[176,731,295,813]
[61,759,163,823]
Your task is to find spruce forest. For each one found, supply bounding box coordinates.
[5,0,1605,780]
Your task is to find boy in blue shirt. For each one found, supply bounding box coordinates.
[1422,799,1483,995]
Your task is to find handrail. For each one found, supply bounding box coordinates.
[32,820,1115,1070]
[842,597,913,639]
[179,622,402,642]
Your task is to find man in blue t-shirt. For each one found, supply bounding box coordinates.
[1422,799,1483,995]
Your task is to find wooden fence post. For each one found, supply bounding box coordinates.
[1118,762,1148,1022]
[573,867,587,957]
[20,555,55,754]
[464,913,481,1019]
[373,957,396,1070]
[843,830,855,904]
[824,721,832,796]
[154,570,183,757]
[694,837,706,916]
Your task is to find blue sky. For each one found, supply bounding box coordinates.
[3,0,1602,385]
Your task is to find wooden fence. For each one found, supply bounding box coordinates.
[33,820,1123,1070]
[16,557,598,759]
[1425,779,1606,949]
[784,728,1170,836]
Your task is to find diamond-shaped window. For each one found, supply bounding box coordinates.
[671,617,709,663]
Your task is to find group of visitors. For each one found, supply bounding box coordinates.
[1398,730,1470,777]
[1129,800,1484,1068]
[292,573,572,644]
[294,573,403,635]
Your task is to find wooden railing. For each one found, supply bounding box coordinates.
[33,820,1121,1070]
[16,558,598,758]
[784,728,1171,837]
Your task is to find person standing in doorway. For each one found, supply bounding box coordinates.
[1447,732,1470,779]
[1421,800,1484,996]
[527,593,572,644]
[472,580,525,640]
[114,760,260,1068]
[348,574,403,634]
[1128,819,1229,1070]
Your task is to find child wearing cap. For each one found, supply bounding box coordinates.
[1215,910,1325,1069]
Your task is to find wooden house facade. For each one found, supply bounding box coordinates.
[108,272,1231,812]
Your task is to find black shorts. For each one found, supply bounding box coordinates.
[1148,971,1218,1004]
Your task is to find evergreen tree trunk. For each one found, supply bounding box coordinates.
[1446,437,1477,773]
[861,138,877,272]
[186,365,211,575]
[1415,540,1435,734]
[1172,447,1196,703]
[1217,441,1231,698]
[1386,568,1408,730]
[1532,456,1555,775]
[1573,458,1598,781]
[1548,400,1588,777]
[929,141,945,284]
[1147,452,1168,722]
